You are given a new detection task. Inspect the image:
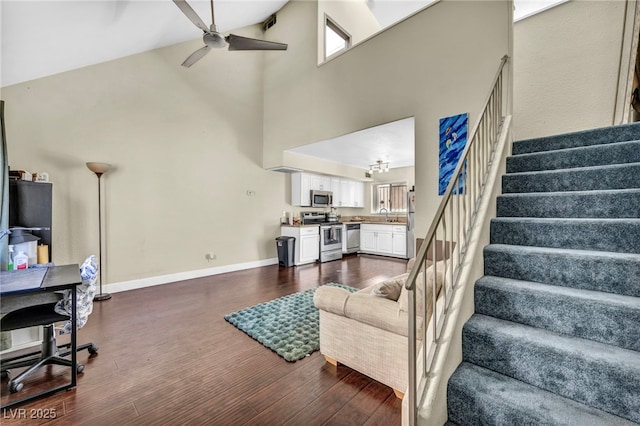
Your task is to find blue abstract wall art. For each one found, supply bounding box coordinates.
[438,113,468,195]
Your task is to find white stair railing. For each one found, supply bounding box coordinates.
[406,55,510,426]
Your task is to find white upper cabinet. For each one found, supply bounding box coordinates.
[291,173,312,206]
[331,178,342,206]
[332,179,365,208]
[291,172,365,208]
[339,180,351,206]
[350,181,365,208]
[310,174,331,191]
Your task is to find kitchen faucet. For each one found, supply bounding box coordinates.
[379,208,389,222]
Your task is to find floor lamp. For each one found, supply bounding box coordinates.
[86,162,112,301]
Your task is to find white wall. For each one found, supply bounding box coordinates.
[2,25,288,288]
[513,0,627,140]
[2,0,514,291]
[263,0,512,239]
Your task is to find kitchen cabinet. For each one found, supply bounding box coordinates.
[291,173,312,206]
[338,180,350,206]
[280,225,319,265]
[291,173,332,206]
[360,224,407,258]
[332,179,365,208]
[391,225,407,257]
[331,178,342,206]
[360,227,377,252]
[350,181,365,208]
[310,175,331,191]
[291,172,365,208]
[333,180,350,207]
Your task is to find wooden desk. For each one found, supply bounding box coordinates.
[0,264,80,409]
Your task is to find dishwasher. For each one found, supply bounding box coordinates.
[345,223,360,254]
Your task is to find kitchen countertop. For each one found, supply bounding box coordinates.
[343,221,407,225]
[281,222,406,227]
[341,215,406,225]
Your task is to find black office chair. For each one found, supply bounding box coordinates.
[0,257,99,393]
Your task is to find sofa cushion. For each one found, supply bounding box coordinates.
[398,260,446,320]
[313,286,351,316]
[343,292,418,337]
[371,273,408,301]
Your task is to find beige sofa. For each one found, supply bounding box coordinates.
[313,259,444,398]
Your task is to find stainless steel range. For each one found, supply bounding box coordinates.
[319,223,343,262]
[301,211,343,263]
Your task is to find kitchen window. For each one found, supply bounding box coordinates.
[372,182,408,213]
[324,15,351,60]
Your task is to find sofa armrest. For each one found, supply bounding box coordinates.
[344,293,421,337]
[314,286,351,316]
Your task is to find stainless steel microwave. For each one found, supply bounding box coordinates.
[311,190,333,207]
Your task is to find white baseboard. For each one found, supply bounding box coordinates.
[104,257,279,294]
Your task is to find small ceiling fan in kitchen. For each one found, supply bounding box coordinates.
[172,0,288,68]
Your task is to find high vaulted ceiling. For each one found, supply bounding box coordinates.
[0,0,289,88]
[0,0,562,171]
[1,0,562,88]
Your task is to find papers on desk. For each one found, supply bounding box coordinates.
[0,268,48,294]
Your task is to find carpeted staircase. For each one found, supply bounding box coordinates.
[446,122,640,425]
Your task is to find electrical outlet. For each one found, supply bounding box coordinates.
[205,253,216,261]
[246,190,256,196]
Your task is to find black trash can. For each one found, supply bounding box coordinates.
[275,236,295,267]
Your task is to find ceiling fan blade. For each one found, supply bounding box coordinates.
[226,34,288,51]
[172,0,209,33]
[181,45,210,68]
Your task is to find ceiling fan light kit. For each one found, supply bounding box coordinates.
[173,0,288,68]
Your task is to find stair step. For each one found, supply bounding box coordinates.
[461,315,640,423]
[450,123,640,425]
[507,140,640,173]
[512,122,640,155]
[447,362,638,426]
[502,162,640,193]
[496,189,640,218]
[474,276,640,351]
[483,244,640,297]
[490,217,640,253]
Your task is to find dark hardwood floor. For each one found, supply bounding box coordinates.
[1,254,408,425]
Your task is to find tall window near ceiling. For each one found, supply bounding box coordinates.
[324,15,351,60]
[373,183,408,213]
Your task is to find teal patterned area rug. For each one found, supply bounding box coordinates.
[224,283,358,362]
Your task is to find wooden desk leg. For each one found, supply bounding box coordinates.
[70,286,77,388]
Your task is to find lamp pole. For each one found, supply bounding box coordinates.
[86,162,111,301]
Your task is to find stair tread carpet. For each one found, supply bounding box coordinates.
[497,188,640,218]
[490,217,640,253]
[502,162,640,193]
[507,139,640,173]
[512,121,640,155]
[447,123,640,425]
[475,275,640,351]
[483,244,640,297]
[462,314,640,422]
[447,362,638,426]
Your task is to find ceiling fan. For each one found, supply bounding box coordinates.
[172,0,288,68]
